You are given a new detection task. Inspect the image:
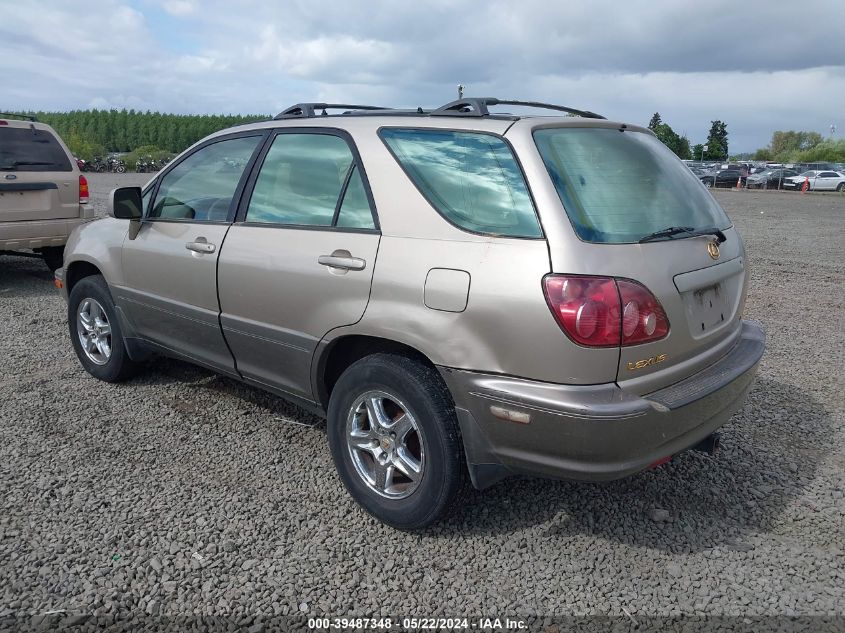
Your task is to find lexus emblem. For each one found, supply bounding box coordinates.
[707,240,720,260]
[4,174,16,180]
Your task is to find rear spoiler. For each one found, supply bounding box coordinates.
[0,112,37,122]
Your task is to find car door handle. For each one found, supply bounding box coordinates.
[318,255,366,271]
[185,240,216,254]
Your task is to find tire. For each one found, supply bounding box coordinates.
[117,165,126,174]
[68,275,141,382]
[837,183,845,192]
[40,246,64,272]
[327,353,467,530]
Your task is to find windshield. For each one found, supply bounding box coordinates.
[533,127,730,244]
[0,127,72,171]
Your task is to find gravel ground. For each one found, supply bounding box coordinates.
[1,175,843,631]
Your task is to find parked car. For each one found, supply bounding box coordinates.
[56,98,765,529]
[782,170,845,191]
[0,113,92,271]
[699,168,744,188]
[745,168,799,189]
[688,166,709,177]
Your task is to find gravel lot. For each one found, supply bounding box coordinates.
[1,174,843,630]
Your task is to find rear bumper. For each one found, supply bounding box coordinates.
[0,212,93,250]
[439,320,765,489]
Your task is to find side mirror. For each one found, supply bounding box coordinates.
[109,187,143,220]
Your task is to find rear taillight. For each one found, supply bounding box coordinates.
[617,278,669,345]
[79,175,89,204]
[542,276,621,347]
[543,275,669,347]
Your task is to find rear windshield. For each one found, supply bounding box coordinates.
[533,127,730,244]
[0,127,72,172]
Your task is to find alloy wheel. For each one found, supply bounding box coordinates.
[345,391,425,499]
[76,298,112,365]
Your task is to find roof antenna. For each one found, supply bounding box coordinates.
[457,84,464,99]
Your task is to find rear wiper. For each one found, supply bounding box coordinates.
[639,226,726,244]
[0,160,55,170]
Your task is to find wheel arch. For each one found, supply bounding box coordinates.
[65,259,104,294]
[312,334,438,411]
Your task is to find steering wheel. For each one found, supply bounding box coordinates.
[204,197,231,220]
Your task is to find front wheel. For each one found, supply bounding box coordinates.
[837,183,845,192]
[117,165,126,173]
[327,353,467,530]
[68,275,141,382]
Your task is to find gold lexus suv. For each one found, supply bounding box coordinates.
[56,98,765,529]
[1,113,92,271]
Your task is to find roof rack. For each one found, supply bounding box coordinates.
[273,103,390,119]
[270,98,605,121]
[431,98,605,120]
[0,112,37,122]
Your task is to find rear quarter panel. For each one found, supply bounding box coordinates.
[323,123,620,385]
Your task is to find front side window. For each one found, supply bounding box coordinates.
[150,135,261,222]
[246,133,374,229]
[141,185,153,216]
[380,128,541,238]
[534,127,731,244]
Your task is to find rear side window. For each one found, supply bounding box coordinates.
[380,128,541,238]
[534,127,731,244]
[0,127,72,172]
[246,133,376,229]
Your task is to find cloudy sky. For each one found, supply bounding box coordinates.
[2,0,843,152]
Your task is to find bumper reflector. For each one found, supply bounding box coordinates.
[490,405,531,425]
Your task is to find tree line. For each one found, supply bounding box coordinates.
[647,112,728,161]
[751,131,844,164]
[12,107,840,166]
[647,111,843,164]
[15,109,268,161]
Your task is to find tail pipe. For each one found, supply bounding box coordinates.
[691,432,721,456]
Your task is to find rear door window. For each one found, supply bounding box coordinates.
[534,127,731,244]
[0,127,72,172]
[245,132,377,230]
[380,128,541,238]
[336,166,375,230]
